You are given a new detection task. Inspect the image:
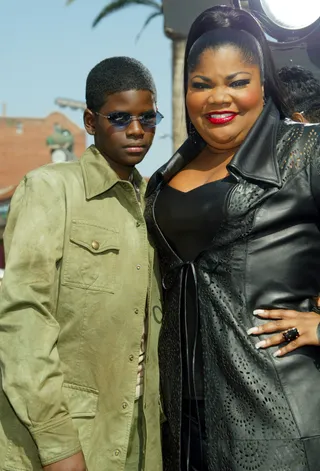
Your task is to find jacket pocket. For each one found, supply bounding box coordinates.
[63,382,99,460]
[62,220,119,293]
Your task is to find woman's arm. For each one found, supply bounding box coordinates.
[247,128,320,357]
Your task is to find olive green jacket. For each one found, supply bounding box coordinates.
[0,145,163,471]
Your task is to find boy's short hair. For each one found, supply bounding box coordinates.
[86,56,157,111]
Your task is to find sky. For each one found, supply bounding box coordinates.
[1,0,174,177]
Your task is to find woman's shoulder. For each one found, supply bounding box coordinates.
[277,119,320,159]
[279,119,320,142]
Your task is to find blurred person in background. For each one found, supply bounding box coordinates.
[278,65,320,123]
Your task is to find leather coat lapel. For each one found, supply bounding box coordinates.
[146,139,205,197]
[146,99,281,198]
[228,99,281,187]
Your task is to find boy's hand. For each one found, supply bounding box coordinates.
[43,451,86,471]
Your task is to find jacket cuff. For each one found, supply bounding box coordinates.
[30,416,82,466]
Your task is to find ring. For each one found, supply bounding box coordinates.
[282,327,300,342]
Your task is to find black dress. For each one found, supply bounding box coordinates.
[155,177,235,471]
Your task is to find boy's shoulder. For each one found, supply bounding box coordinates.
[25,159,81,182]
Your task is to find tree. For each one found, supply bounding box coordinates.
[67,0,187,150]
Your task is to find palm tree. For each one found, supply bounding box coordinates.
[67,0,187,150]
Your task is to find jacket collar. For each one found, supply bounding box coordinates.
[227,98,281,187]
[80,145,145,200]
[146,99,281,196]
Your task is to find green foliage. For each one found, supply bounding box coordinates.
[66,0,163,38]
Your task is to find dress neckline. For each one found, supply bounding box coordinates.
[166,175,233,194]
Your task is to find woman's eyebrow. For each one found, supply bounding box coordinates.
[226,71,252,80]
[191,75,212,83]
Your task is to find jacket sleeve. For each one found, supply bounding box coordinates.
[0,172,82,465]
[310,125,320,210]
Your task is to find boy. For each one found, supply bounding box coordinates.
[0,57,163,471]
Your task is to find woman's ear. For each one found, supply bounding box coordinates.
[84,108,96,135]
[292,112,309,124]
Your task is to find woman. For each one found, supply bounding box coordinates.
[145,5,320,471]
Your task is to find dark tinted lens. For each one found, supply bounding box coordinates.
[108,112,131,127]
[140,111,163,127]
[140,111,157,126]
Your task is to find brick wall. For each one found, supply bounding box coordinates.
[0,112,86,189]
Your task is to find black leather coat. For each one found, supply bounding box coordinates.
[145,100,320,471]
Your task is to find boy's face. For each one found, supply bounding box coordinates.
[84,90,156,174]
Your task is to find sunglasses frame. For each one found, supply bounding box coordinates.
[93,109,164,129]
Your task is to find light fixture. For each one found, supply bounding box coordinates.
[243,0,320,83]
[247,0,320,41]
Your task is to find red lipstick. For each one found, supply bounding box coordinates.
[206,111,238,125]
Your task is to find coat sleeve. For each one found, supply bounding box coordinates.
[309,125,320,210]
[0,172,82,465]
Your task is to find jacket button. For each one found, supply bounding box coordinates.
[136,265,141,270]
[134,309,139,315]
[129,354,134,361]
[91,240,100,250]
[136,221,141,227]
[114,449,121,456]
[122,402,128,409]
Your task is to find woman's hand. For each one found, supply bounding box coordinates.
[247,309,320,357]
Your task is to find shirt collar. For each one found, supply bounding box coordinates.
[80,145,146,200]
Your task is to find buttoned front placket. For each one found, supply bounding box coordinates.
[111,179,150,470]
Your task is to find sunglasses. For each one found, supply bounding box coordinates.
[94,110,164,129]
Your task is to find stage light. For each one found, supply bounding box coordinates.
[260,0,320,30]
[244,0,320,82]
[248,0,320,41]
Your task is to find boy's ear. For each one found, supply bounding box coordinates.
[84,108,96,135]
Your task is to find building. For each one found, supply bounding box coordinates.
[0,111,86,268]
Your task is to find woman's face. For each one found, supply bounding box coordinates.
[186,46,264,152]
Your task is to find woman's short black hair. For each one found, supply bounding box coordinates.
[278,66,320,115]
[184,5,289,130]
[86,56,157,112]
